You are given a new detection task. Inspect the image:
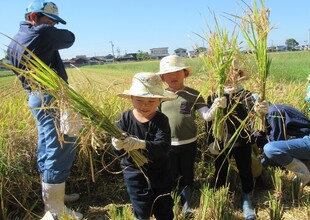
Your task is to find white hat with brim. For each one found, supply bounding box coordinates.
[117,72,174,101]
[157,55,193,75]
[26,1,66,24]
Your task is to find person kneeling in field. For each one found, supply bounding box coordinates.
[260,104,310,187]
[111,72,174,220]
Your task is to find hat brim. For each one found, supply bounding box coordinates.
[157,66,193,75]
[42,12,66,24]
[117,91,174,101]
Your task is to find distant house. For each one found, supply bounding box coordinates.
[89,56,106,65]
[174,48,187,57]
[194,47,207,57]
[104,54,114,62]
[150,47,169,60]
[275,45,287,52]
[187,51,195,58]
[116,53,137,62]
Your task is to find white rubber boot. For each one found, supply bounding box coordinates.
[285,158,310,187]
[64,193,80,203]
[42,182,83,220]
[40,175,79,203]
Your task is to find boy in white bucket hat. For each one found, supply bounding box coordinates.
[112,72,174,220]
[157,55,226,217]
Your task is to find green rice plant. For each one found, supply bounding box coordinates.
[290,176,303,205]
[198,11,240,141]
[302,194,310,219]
[271,167,284,199]
[268,192,284,220]
[171,190,182,219]
[229,0,273,131]
[107,204,134,220]
[197,184,235,220]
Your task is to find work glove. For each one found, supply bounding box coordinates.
[208,141,220,155]
[254,100,269,115]
[111,137,126,151]
[122,136,146,151]
[202,96,227,122]
[214,97,227,108]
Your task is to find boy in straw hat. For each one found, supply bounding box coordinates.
[156,55,226,217]
[112,72,174,220]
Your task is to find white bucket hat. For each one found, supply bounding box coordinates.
[118,72,174,101]
[157,55,193,75]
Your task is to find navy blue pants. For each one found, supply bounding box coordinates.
[214,144,254,194]
[169,142,197,188]
[123,171,174,220]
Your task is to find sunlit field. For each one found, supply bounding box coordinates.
[1,51,310,219]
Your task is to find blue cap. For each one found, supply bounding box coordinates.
[26,0,66,24]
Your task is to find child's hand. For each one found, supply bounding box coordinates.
[208,142,220,155]
[111,137,126,151]
[214,97,227,108]
[122,137,146,151]
[254,100,269,115]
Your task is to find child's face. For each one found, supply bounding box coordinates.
[161,70,186,91]
[131,96,161,118]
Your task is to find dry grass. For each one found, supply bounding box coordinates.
[1,48,310,220]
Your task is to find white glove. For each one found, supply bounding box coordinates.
[122,136,146,151]
[254,100,269,115]
[112,137,126,151]
[200,96,227,122]
[208,142,220,155]
[214,97,227,108]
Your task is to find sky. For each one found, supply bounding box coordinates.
[1,0,310,60]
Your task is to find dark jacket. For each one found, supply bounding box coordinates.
[267,104,310,141]
[7,21,75,91]
[206,88,255,148]
[114,110,173,188]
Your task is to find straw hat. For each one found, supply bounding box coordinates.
[118,72,174,101]
[157,55,193,75]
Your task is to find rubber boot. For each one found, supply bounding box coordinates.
[42,182,83,220]
[242,191,256,220]
[285,158,310,187]
[40,175,80,203]
[64,193,80,203]
[181,187,194,218]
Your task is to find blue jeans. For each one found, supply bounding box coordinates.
[28,91,77,184]
[264,136,310,166]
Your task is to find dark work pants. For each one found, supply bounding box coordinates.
[213,143,254,194]
[169,141,197,188]
[123,171,174,220]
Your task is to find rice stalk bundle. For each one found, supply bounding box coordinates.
[198,12,239,140]
[0,44,147,168]
[229,0,273,131]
